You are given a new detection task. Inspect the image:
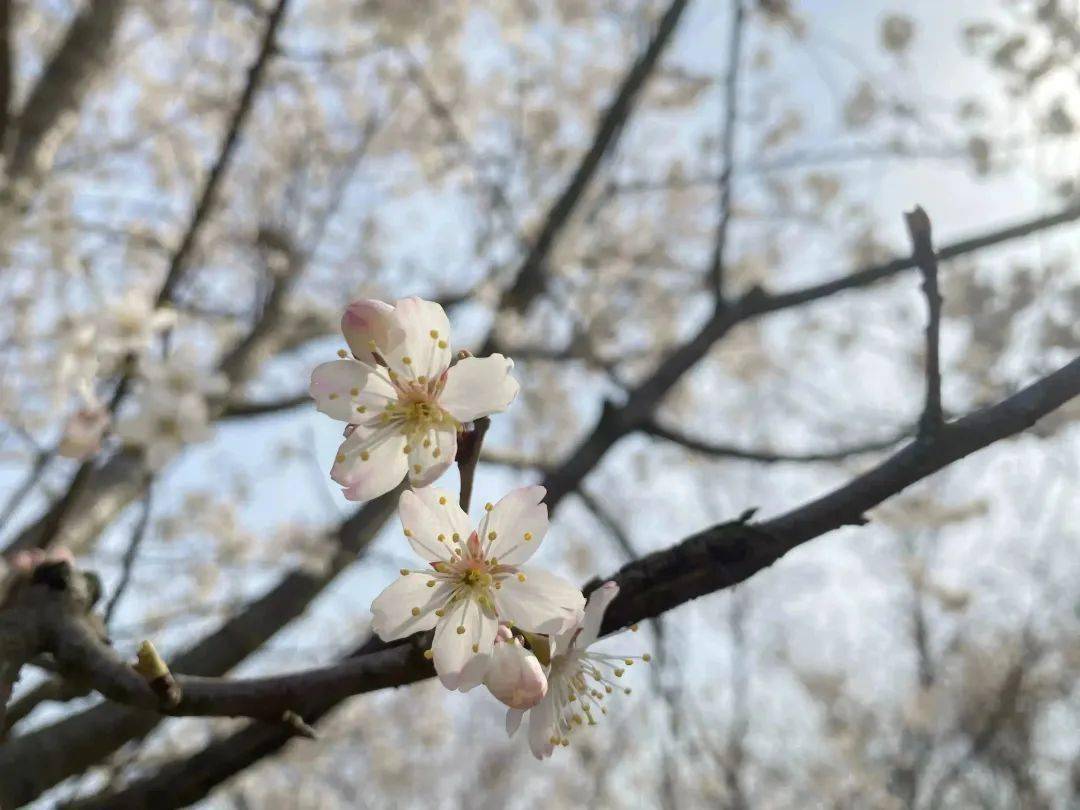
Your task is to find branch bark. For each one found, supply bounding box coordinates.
[906,205,944,437]
[707,0,745,298]
[642,420,909,463]
[56,351,1080,810]
[5,0,129,184]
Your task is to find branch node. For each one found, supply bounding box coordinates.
[281,709,317,739]
[133,641,181,709]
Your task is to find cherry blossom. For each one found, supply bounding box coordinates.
[506,581,650,759]
[370,485,584,692]
[138,345,228,400]
[483,624,548,710]
[57,395,111,460]
[310,297,519,502]
[100,287,177,364]
[117,390,213,470]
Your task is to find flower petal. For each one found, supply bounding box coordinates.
[332,425,409,502]
[341,299,399,367]
[577,581,619,649]
[479,485,548,566]
[370,574,452,641]
[494,568,585,635]
[406,422,456,489]
[398,487,471,562]
[382,297,452,380]
[506,707,526,737]
[438,354,520,423]
[310,359,397,423]
[432,596,497,692]
[527,692,558,759]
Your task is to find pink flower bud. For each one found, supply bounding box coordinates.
[484,627,548,710]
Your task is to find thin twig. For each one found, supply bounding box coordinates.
[501,0,691,312]
[456,417,491,512]
[103,486,154,625]
[707,0,746,300]
[155,0,292,308]
[643,420,909,463]
[905,206,944,437]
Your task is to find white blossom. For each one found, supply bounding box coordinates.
[310,297,519,502]
[139,345,228,400]
[370,485,584,692]
[116,390,213,470]
[507,581,649,759]
[57,395,111,460]
[99,287,176,364]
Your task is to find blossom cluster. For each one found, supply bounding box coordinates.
[310,296,646,758]
[54,288,225,469]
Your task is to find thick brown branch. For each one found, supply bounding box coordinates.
[906,206,944,437]
[5,0,129,183]
[58,353,1080,810]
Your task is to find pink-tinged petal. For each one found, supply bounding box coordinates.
[341,299,399,366]
[438,354,520,423]
[370,575,452,641]
[479,485,548,566]
[398,487,470,562]
[310,359,396,423]
[494,568,585,636]
[506,707,525,737]
[332,425,409,502]
[383,297,452,380]
[406,422,456,488]
[432,596,497,692]
[484,635,548,709]
[527,692,558,759]
[577,581,620,649]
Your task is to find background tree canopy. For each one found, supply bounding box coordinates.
[0,0,1077,807]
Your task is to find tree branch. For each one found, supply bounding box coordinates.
[102,486,153,626]
[5,0,129,184]
[0,0,12,147]
[455,416,490,513]
[643,420,909,463]
[219,393,311,419]
[906,206,944,438]
[707,0,745,299]
[501,0,690,312]
[56,352,1080,810]
[154,0,291,308]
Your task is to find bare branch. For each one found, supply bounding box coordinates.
[55,352,1080,810]
[5,0,129,183]
[455,416,490,513]
[707,0,746,299]
[154,0,292,309]
[219,393,311,420]
[102,486,153,626]
[906,206,944,437]
[501,0,691,312]
[0,0,12,146]
[643,420,909,463]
